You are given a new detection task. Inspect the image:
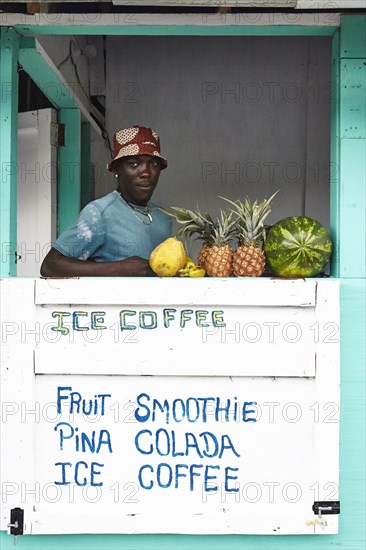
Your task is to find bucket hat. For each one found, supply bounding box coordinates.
[107,125,167,171]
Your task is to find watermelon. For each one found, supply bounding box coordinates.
[264,216,332,278]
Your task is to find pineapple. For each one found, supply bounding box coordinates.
[222,192,278,277]
[163,207,235,277]
[204,210,235,277]
[197,245,210,271]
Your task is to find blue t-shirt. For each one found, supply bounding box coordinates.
[53,191,172,262]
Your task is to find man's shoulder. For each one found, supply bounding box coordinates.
[85,191,120,215]
[150,202,170,218]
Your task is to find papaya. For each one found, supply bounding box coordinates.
[149,237,186,277]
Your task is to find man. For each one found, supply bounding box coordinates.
[40,126,172,277]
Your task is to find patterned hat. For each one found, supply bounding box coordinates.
[107,125,167,171]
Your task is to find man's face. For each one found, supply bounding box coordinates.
[115,155,162,206]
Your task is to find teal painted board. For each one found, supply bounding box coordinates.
[0,28,19,277]
[339,139,366,278]
[340,15,366,58]
[18,37,78,110]
[340,59,366,139]
[80,122,91,209]
[339,279,366,548]
[13,24,338,37]
[1,531,364,550]
[58,109,81,234]
[330,30,340,277]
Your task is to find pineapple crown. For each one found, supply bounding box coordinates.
[221,191,279,247]
[161,206,235,247]
[208,209,236,247]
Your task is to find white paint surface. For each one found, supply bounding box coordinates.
[0,278,340,535]
[17,110,57,276]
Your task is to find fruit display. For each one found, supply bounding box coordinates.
[160,194,332,279]
[264,216,332,278]
[166,207,236,277]
[149,237,186,277]
[221,192,278,277]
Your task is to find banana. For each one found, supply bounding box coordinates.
[188,267,206,278]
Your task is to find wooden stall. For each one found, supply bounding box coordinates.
[0,4,365,550]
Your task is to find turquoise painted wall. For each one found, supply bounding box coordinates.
[0,28,18,277]
[337,14,366,550]
[1,14,365,550]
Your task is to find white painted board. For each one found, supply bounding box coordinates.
[17,109,57,276]
[0,278,340,535]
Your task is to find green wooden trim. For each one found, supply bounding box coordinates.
[340,58,366,140]
[0,28,19,277]
[18,37,78,109]
[14,24,338,37]
[80,122,91,210]
[339,139,366,278]
[339,278,366,544]
[58,109,81,235]
[338,16,366,279]
[330,30,340,278]
[340,15,366,58]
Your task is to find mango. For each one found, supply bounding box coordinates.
[149,237,186,277]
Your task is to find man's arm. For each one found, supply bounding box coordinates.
[40,248,155,277]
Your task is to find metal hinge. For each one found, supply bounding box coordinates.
[50,122,65,147]
[313,501,340,516]
[7,508,24,545]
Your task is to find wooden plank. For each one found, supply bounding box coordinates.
[338,16,366,279]
[58,108,81,235]
[18,37,102,135]
[339,139,366,278]
[3,13,341,32]
[17,109,58,277]
[340,279,366,542]
[30,513,338,535]
[340,59,366,140]
[330,30,340,277]
[0,28,19,277]
[112,0,297,6]
[340,14,366,58]
[0,279,36,533]
[12,24,339,37]
[298,0,364,7]
[35,278,317,306]
[80,122,91,209]
[34,348,316,377]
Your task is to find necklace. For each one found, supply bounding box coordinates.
[117,191,153,225]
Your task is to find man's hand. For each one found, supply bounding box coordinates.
[115,256,156,277]
[40,248,156,278]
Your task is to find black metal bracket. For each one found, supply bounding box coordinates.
[313,501,340,515]
[8,507,24,535]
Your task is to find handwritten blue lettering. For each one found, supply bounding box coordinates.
[243,402,257,422]
[91,312,106,330]
[134,395,256,424]
[73,311,88,331]
[54,422,112,454]
[225,466,239,492]
[56,387,111,416]
[139,311,157,329]
[51,312,70,335]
